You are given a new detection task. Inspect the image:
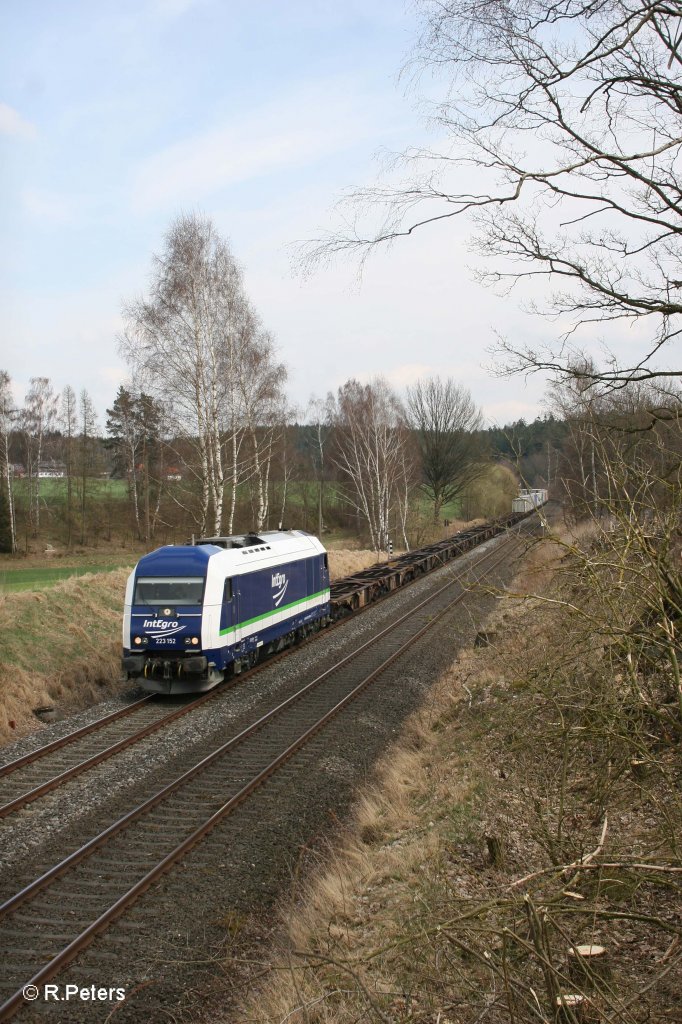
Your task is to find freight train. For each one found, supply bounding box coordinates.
[123,498,545,696]
[512,488,548,513]
[122,530,330,695]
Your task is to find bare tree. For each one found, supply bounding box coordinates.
[60,385,78,547]
[407,376,486,523]
[550,370,682,521]
[238,326,288,532]
[0,372,17,553]
[78,389,99,545]
[308,1,682,395]
[121,213,284,536]
[306,393,335,539]
[332,378,411,553]
[121,214,243,535]
[122,216,236,536]
[21,377,58,535]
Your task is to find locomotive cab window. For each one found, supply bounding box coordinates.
[133,576,204,606]
[223,579,233,602]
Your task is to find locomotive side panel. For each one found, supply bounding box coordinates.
[225,554,330,663]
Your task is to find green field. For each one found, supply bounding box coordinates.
[0,560,134,593]
[12,478,129,501]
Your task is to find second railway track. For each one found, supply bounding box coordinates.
[0,514,531,822]
[0,519,538,1021]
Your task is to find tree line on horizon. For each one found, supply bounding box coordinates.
[0,363,562,556]
[3,211,673,559]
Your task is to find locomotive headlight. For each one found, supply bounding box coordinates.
[133,636,142,646]
[191,636,199,646]
[184,636,200,646]
[133,636,149,646]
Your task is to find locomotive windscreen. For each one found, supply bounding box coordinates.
[133,576,204,605]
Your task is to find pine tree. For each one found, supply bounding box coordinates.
[0,486,12,553]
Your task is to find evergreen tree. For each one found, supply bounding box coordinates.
[106,387,164,541]
[0,486,12,553]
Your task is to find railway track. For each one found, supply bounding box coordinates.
[0,520,536,1021]
[0,514,530,822]
[0,695,214,819]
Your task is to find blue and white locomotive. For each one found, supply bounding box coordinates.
[122,530,330,695]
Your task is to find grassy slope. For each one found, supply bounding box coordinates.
[0,560,136,593]
[0,568,133,742]
[0,550,381,746]
[236,537,682,1024]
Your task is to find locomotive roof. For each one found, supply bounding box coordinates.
[194,529,313,549]
[134,544,214,576]
[133,530,326,578]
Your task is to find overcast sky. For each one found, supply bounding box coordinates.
[1,0,550,427]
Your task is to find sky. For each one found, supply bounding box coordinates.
[0,0,551,428]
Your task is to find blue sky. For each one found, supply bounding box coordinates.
[1,0,548,426]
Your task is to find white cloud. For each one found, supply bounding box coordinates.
[379,363,436,389]
[0,101,36,140]
[151,0,203,14]
[483,398,544,425]
[22,187,74,225]
[131,80,391,212]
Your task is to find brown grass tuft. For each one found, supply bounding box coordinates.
[232,529,682,1024]
[0,567,132,745]
[327,551,391,580]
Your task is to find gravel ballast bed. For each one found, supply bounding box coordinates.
[3,529,533,1022]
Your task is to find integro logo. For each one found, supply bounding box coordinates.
[271,572,289,607]
[143,618,186,638]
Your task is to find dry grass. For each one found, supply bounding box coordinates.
[232,531,682,1024]
[0,551,388,748]
[234,648,503,1024]
[327,551,386,580]
[0,568,132,744]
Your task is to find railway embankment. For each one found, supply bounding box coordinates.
[0,528,525,1022]
[0,568,132,743]
[234,528,682,1024]
[0,550,383,745]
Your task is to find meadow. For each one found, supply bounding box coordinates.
[0,560,135,593]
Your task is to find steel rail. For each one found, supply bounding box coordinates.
[0,527,527,921]
[0,696,153,779]
[0,516,529,819]
[0,526,531,1022]
[0,686,227,818]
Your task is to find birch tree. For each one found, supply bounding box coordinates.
[78,390,98,545]
[121,214,283,536]
[21,377,58,535]
[60,385,78,547]
[0,372,17,553]
[122,215,241,534]
[238,326,287,531]
[306,394,335,539]
[332,378,411,553]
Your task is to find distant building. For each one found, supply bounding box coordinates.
[37,461,66,478]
